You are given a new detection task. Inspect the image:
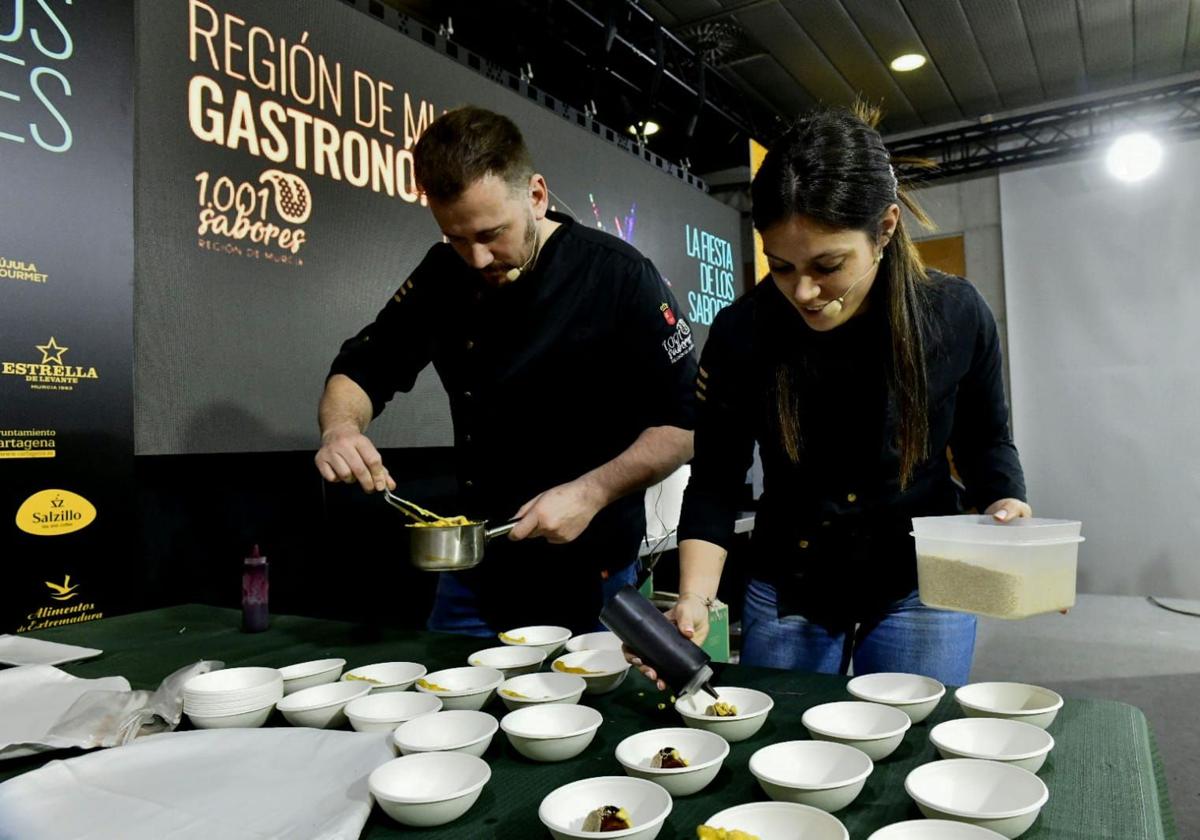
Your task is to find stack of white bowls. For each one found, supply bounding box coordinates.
[183,667,283,729]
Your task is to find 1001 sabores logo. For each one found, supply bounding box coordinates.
[195,168,310,262]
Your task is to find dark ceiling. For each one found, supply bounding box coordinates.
[377,0,1200,176]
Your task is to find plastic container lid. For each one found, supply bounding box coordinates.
[911,515,1081,546]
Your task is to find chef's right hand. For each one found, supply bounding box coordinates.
[315,425,396,493]
[625,594,711,691]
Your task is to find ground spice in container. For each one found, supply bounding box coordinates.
[917,555,1075,618]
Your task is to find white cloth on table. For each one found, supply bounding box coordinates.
[0,727,395,840]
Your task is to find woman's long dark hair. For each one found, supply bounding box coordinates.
[751,102,935,488]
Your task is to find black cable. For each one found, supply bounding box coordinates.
[1146,595,1200,618]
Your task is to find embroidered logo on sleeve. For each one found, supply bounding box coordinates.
[660,302,677,326]
[662,318,695,364]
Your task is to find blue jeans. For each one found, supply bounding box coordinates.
[740,578,977,685]
[427,562,640,638]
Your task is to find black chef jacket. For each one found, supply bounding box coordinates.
[677,269,1025,627]
[329,211,699,629]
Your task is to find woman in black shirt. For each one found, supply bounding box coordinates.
[640,106,1029,686]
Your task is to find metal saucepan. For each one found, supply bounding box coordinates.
[383,490,518,571]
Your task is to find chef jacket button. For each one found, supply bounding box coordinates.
[799,539,810,549]
[464,480,474,488]
[464,434,472,444]
[463,391,473,400]
[846,492,858,503]
[465,340,475,350]
[821,520,831,528]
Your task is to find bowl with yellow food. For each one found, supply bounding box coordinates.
[551,650,631,695]
[414,666,504,711]
[341,661,427,693]
[498,625,572,658]
[497,672,587,711]
[468,645,547,678]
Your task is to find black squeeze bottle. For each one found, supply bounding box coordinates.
[600,585,719,699]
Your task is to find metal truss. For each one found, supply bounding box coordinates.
[886,76,1200,183]
[337,0,779,192]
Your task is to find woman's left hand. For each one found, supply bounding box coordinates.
[985,498,1032,522]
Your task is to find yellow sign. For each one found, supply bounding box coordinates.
[749,138,769,285]
[15,489,97,536]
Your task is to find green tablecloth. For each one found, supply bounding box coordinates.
[1,605,1178,839]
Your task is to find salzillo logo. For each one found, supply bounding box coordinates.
[662,319,694,365]
[15,489,97,536]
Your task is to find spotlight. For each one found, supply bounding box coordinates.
[890,54,926,72]
[1105,132,1164,183]
[627,120,660,137]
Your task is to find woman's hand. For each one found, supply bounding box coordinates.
[985,498,1032,522]
[985,497,1068,613]
[624,594,711,691]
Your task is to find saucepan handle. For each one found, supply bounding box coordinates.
[484,519,521,540]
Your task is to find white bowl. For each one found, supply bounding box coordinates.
[614,727,729,797]
[868,819,1009,839]
[749,739,874,812]
[498,672,587,711]
[414,666,504,711]
[341,661,426,693]
[182,692,281,716]
[930,718,1056,773]
[278,658,346,695]
[468,645,546,678]
[675,687,774,743]
[955,683,1064,729]
[499,625,572,658]
[186,703,274,729]
[551,650,631,695]
[393,709,499,757]
[702,802,848,840]
[802,701,912,761]
[565,631,623,653]
[369,751,490,827]
[847,673,946,723]
[183,667,282,696]
[345,691,443,733]
[501,703,603,762]
[539,775,672,840]
[275,681,370,728]
[182,667,283,714]
[905,759,1050,839]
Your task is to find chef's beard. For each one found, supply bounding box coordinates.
[482,210,539,286]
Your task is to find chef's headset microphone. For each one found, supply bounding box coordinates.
[503,188,579,282]
[815,239,888,319]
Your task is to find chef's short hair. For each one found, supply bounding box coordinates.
[414,106,535,202]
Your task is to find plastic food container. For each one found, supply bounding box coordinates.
[911,516,1082,619]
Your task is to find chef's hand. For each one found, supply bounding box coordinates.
[985,498,1032,522]
[315,425,396,493]
[625,594,711,691]
[509,478,604,543]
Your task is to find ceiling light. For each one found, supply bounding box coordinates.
[627,120,660,137]
[890,54,926,72]
[1105,132,1164,183]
